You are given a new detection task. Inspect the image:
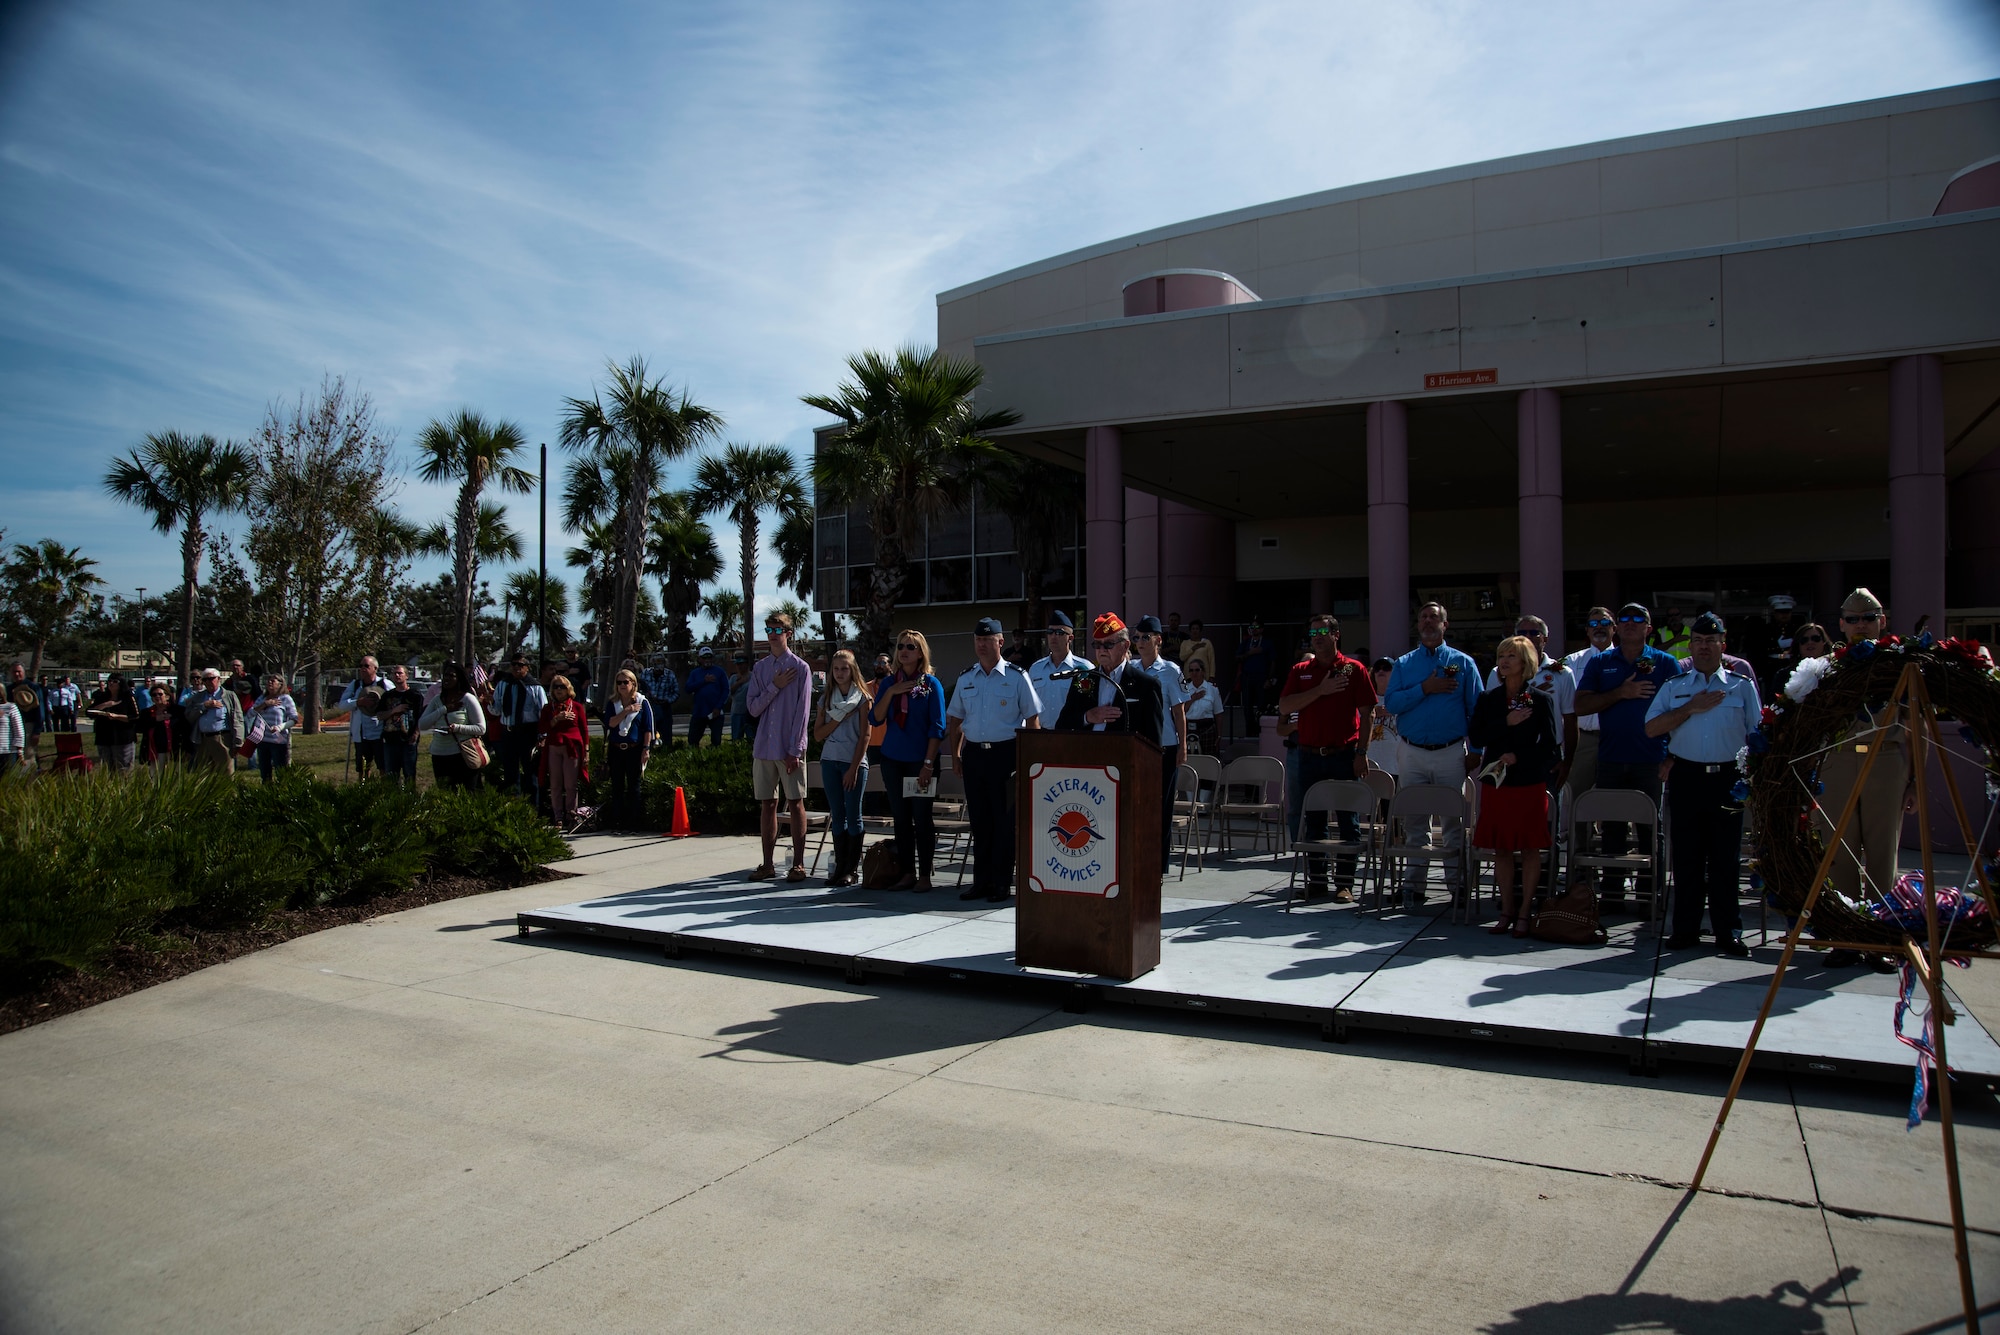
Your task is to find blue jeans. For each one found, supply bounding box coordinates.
[256,739,290,783]
[382,736,420,784]
[821,758,866,836]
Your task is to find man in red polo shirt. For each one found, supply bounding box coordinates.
[1276,613,1377,901]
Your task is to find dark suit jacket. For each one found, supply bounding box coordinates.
[1052,660,1166,750]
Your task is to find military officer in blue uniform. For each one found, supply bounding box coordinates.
[1028,610,1092,703]
[946,617,1044,903]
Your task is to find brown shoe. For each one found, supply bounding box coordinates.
[1332,889,1355,904]
[786,865,808,883]
[748,864,776,881]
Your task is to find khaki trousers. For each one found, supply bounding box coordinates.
[1815,740,1906,900]
[196,733,236,774]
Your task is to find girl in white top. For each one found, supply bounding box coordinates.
[418,663,487,789]
[1366,657,1401,777]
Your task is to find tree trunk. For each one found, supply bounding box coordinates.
[304,662,322,734]
[863,525,907,658]
[179,522,203,692]
[739,509,758,658]
[29,637,46,680]
[453,478,480,668]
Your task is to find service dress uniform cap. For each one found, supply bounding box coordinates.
[973,616,1004,636]
[1046,610,1074,630]
[1692,612,1725,635]
[1133,615,1163,635]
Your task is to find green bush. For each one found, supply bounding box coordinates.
[417,784,571,881]
[0,765,572,982]
[643,741,758,834]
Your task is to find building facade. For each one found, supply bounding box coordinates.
[876,81,2000,670]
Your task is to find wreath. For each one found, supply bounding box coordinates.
[1747,634,2000,951]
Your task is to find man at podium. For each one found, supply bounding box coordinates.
[1054,613,1174,860]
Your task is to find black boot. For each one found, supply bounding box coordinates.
[833,833,858,886]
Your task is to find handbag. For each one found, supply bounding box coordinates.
[1529,880,1608,945]
[239,715,267,757]
[459,736,490,770]
[860,841,903,889]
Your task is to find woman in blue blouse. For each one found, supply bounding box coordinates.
[601,668,656,832]
[868,629,945,891]
[247,672,301,783]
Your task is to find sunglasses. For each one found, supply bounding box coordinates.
[1799,634,1826,644]
[1091,639,1123,650]
[1617,615,1648,624]
[1840,614,1880,624]
[1585,618,1613,628]
[1308,627,1335,638]
[896,643,920,651]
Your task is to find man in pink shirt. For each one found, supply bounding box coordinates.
[747,612,814,881]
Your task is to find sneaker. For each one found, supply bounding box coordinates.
[748,864,777,881]
[1719,937,1750,958]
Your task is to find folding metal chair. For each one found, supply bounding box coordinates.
[1216,755,1287,856]
[1171,763,1207,879]
[1459,777,1496,924]
[801,763,833,874]
[930,768,973,885]
[1567,787,1665,924]
[1375,783,1468,915]
[1286,779,1376,910]
[1186,753,1224,849]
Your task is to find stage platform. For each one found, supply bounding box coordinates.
[517,850,2000,1084]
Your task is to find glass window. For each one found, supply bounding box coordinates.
[847,566,872,612]
[974,501,1014,554]
[929,558,971,603]
[816,516,845,570]
[977,553,1022,602]
[901,560,926,604]
[927,506,971,559]
[845,507,872,556]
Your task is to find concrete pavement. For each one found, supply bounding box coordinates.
[1,833,1996,1334]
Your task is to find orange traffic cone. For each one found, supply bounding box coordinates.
[667,786,694,838]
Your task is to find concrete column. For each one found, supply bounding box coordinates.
[1949,446,2000,609]
[1124,488,1160,618]
[1814,561,1846,628]
[1159,501,1236,626]
[1084,426,1124,617]
[1366,401,1409,658]
[1517,387,1564,653]
[1889,355,1947,635]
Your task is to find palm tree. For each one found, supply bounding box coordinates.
[417,501,523,663]
[4,540,104,677]
[414,410,534,667]
[689,443,810,653]
[564,515,620,662]
[559,357,722,680]
[773,508,816,603]
[982,453,1083,636]
[102,430,254,687]
[700,589,744,650]
[647,491,722,655]
[501,569,569,661]
[804,346,1019,653]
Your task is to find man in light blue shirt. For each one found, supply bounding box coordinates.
[1027,611,1092,703]
[1132,615,1189,865]
[1645,613,1761,956]
[337,655,386,779]
[946,616,1043,903]
[1382,601,1483,904]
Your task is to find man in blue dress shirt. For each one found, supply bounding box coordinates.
[1575,603,1684,903]
[1133,615,1190,865]
[946,617,1042,903]
[1646,613,1761,955]
[1027,610,1092,703]
[1383,601,1483,907]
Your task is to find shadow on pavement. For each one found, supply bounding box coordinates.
[1482,1269,1858,1335]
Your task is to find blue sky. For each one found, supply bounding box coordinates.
[2,0,1996,637]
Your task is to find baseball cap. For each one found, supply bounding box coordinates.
[1617,602,1651,622]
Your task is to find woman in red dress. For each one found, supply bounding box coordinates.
[1469,635,1562,937]
[538,675,591,829]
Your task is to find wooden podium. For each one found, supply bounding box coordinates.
[1014,729,1162,980]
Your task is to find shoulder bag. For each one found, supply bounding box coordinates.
[1529,880,1608,945]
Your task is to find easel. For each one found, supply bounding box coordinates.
[1690,661,1994,1333]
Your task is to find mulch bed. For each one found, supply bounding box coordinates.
[0,866,576,1036]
